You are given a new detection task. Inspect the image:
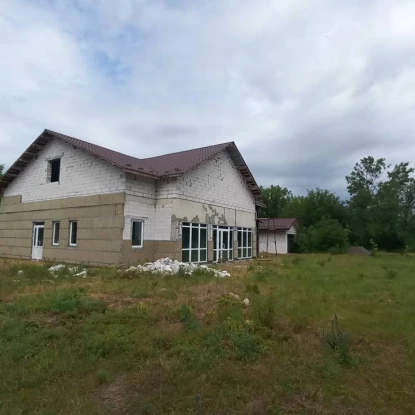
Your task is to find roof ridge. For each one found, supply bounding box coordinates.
[142,141,234,160]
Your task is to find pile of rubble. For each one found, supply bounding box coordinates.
[48,264,88,278]
[125,257,230,278]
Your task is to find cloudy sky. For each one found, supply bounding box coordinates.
[1,0,415,197]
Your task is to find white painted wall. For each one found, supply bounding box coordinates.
[3,138,125,202]
[258,225,297,254]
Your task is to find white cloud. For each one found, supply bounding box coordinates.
[1,0,415,196]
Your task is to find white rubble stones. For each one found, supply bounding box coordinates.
[74,270,88,278]
[242,298,250,307]
[48,264,66,273]
[125,257,231,278]
[228,293,241,301]
[48,264,88,277]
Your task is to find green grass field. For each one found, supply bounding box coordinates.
[1,254,415,414]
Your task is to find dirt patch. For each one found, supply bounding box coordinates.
[96,374,132,414]
[179,283,228,319]
[347,246,371,256]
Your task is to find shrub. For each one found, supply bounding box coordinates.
[297,218,349,253]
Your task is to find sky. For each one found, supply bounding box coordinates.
[1,0,415,197]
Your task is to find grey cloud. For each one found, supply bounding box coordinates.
[1,0,415,199]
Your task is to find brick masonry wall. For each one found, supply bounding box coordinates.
[123,174,172,242]
[3,138,126,202]
[157,151,256,213]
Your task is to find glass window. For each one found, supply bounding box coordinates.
[237,227,253,259]
[132,221,143,247]
[182,226,190,249]
[182,222,207,263]
[52,222,60,246]
[69,221,78,246]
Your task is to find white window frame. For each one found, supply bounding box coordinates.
[181,222,208,263]
[69,221,78,247]
[237,227,253,259]
[52,221,60,246]
[131,220,144,248]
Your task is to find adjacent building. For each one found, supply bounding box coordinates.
[258,218,298,254]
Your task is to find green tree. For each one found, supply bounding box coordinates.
[260,185,292,217]
[282,188,347,228]
[346,157,415,250]
[0,164,4,179]
[296,218,349,253]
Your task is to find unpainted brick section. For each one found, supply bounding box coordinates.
[157,151,256,213]
[3,138,126,203]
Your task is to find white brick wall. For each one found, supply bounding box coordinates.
[123,175,172,241]
[125,173,156,199]
[4,138,126,202]
[158,151,256,213]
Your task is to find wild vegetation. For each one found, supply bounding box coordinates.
[261,156,415,253]
[1,255,414,414]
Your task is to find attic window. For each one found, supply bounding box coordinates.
[48,158,61,183]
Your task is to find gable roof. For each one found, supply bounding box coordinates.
[0,129,263,203]
[258,218,298,231]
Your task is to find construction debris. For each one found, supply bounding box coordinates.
[48,264,66,273]
[242,298,250,307]
[125,258,231,278]
[48,264,88,277]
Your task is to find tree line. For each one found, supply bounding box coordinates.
[260,156,415,253]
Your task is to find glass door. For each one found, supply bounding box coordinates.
[32,223,45,260]
[213,226,233,262]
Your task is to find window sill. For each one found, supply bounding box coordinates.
[52,244,60,247]
[132,245,144,249]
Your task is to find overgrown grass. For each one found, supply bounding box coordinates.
[1,255,415,414]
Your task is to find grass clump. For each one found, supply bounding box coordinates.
[179,305,201,330]
[324,314,352,367]
[385,269,398,280]
[42,288,107,314]
[252,293,277,329]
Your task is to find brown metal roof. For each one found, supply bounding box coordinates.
[0,129,263,203]
[258,218,298,231]
[142,142,232,175]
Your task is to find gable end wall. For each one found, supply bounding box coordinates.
[3,138,126,202]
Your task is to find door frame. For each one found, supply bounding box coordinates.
[32,222,45,260]
[214,226,233,262]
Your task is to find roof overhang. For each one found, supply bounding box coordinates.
[226,143,264,206]
[0,131,53,194]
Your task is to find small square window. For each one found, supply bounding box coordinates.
[49,158,61,183]
[132,221,143,247]
[69,221,77,246]
[52,222,60,246]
